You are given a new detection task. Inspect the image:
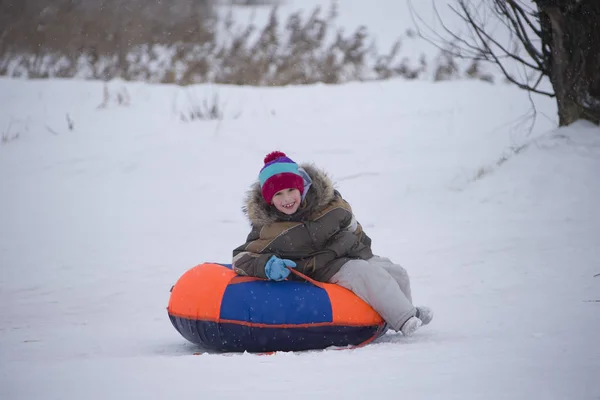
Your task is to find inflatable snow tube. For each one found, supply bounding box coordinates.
[167,263,386,352]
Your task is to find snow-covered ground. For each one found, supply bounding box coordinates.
[1,73,599,399]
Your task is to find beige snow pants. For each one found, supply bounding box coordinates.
[329,255,416,331]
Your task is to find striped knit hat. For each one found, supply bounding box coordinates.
[259,151,304,204]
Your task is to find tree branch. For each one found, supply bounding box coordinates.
[454,1,553,96]
[409,0,555,98]
[452,1,543,72]
[506,1,545,62]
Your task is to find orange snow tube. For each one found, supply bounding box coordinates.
[167,262,386,352]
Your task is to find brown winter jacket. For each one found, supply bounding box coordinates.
[232,164,373,282]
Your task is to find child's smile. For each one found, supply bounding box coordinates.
[272,188,302,215]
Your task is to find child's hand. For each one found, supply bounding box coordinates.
[265,256,296,281]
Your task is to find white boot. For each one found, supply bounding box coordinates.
[416,306,433,325]
[400,316,422,336]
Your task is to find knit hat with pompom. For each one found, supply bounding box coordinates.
[259,151,304,204]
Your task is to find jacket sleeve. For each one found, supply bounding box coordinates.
[337,194,372,249]
[356,222,372,247]
[348,216,372,247]
[232,226,273,279]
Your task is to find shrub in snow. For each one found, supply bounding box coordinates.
[0,1,487,87]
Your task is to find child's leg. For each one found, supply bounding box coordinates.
[367,256,413,302]
[329,259,416,332]
[369,256,434,325]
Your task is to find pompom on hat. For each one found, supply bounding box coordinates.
[259,151,304,204]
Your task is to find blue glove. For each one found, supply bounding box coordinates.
[264,256,296,281]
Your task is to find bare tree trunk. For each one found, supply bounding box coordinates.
[539,1,600,125]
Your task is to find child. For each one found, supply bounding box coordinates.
[232,151,433,336]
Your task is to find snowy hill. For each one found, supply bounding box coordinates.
[1,75,599,399]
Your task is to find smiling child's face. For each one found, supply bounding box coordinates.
[272,188,302,215]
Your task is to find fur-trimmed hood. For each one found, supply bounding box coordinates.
[242,163,336,227]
